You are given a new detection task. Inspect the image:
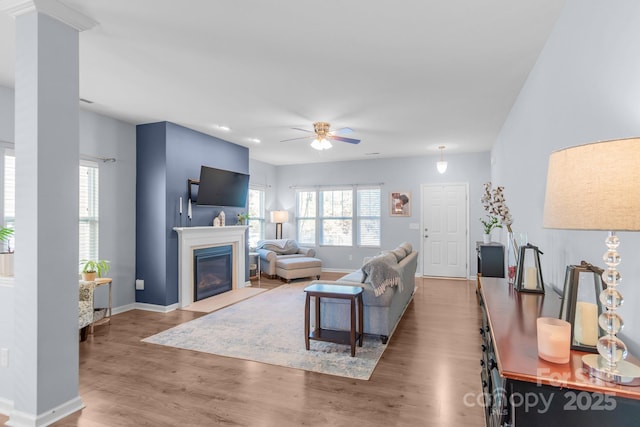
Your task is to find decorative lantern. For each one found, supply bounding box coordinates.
[559,261,605,352]
[514,243,544,294]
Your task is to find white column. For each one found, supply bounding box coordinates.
[0,1,96,425]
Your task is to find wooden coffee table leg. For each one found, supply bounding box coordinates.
[304,292,310,350]
[358,293,363,347]
[350,296,356,357]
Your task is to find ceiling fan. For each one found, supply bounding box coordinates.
[281,122,361,150]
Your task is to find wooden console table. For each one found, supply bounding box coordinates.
[304,283,363,357]
[479,277,640,426]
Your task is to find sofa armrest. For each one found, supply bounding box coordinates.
[297,246,316,257]
[256,248,276,262]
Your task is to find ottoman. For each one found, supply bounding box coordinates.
[276,256,322,282]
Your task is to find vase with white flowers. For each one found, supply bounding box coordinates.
[482,182,516,283]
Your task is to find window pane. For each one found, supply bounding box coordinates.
[247,187,265,248]
[79,163,99,262]
[296,191,316,245]
[358,188,381,247]
[320,189,352,246]
[321,219,352,246]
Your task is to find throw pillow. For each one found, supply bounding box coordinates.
[398,242,412,255]
[361,252,397,283]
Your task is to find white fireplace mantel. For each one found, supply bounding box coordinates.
[173,226,248,308]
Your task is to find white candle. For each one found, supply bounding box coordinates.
[187,198,192,219]
[524,266,537,289]
[537,317,571,364]
[179,197,183,214]
[575,302,598,346]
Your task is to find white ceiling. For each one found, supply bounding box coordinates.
[0,1,566,165]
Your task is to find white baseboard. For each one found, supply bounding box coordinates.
[0,397,12,416]
[111,303,135,315]
[133,302,179,313]
[6,396,84,427]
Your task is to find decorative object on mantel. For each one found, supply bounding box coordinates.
[187,198,192,225]
[219,210,225,226]
[513,243,544,294]
[543,137,640,385]
[482,182,515,282]
[213,217,221,227]
[237,212,249,225]
[559,261,605,353]
[479,215,501,243]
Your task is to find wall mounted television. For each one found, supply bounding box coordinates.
[194,166,249,207]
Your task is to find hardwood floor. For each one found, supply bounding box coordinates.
[2,275,485,427]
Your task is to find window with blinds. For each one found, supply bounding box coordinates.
[295,186,381,248]
[2,155,100,263]
[247,186,265,248]
[79,161,99,262]
[357,187,381,247]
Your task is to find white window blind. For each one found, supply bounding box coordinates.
[79,161,99,262]
[357,188,381,247]
[247,187,265,248]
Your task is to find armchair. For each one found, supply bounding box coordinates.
[78,281,106,341]
[255,239,317,279]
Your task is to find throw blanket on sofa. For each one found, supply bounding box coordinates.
[361,256,401,297]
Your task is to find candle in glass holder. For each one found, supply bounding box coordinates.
[537,317,571,364]
[574,302,598,346]
[524,266,538,289]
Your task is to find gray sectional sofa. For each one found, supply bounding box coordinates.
[312,242,418,343]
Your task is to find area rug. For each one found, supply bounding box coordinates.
[142,282,387,380]
[180,286,267,313]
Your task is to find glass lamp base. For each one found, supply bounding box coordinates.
[582,354,640,386]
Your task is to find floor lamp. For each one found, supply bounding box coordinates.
[543,137,640,385]
[271,210,289,240]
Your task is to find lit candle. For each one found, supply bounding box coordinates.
[575,302,598,346]
[179,197,183,215]
[187,198,192,219]
[524,266,537,289]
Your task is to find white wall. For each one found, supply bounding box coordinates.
[275,152,490,274]
[0,86,137,412]
[492,0,640,354]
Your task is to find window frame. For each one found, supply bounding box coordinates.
[246,185,265,249]
[295,185,381,248]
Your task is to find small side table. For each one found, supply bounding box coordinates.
[304,283,363,357]
[88,277,113,333]
[249,251,261,286]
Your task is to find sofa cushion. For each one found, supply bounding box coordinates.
[257,239,299,254]
[398,242,412,255]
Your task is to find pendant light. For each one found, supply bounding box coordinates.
[436,145,448,174]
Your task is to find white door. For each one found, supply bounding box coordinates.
[421,184,468,278]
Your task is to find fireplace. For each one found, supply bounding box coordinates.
[174,226,248,308]
[193,245,233,301]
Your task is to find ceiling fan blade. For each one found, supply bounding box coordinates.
[280,135,314,142]
[331,127,353,135]
[330,135,361,144]
[291,127,313,133]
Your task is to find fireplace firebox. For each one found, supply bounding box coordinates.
[193,245,233,301]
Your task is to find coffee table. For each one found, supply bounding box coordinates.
[304,283,363,357]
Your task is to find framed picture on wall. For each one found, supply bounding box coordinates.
[390,192,411,216]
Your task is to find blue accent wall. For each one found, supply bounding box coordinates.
[136,121,249,306]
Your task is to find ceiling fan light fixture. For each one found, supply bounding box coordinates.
[436,145,448,174]
[311,137,332,151]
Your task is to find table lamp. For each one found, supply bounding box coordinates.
[270,210,289,240]
[543,137,640,385]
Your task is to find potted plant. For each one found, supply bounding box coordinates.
[80,259,110,281]
[0,227,14,277]
[237,212,249,225]
[479,215,501,243]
